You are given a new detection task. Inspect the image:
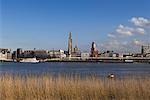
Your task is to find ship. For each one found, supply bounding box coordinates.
[125,60,133,63]
[19,58,39,63]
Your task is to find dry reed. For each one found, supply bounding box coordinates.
[0,74,150,100]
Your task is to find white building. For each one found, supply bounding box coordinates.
[48,49,66,58]
[81,52,90,59]
[0,48,12,61]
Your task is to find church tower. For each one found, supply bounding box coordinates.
[91,42,98,57]
[68,32,72,57]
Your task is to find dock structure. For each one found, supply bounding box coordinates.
[46,57,150,63]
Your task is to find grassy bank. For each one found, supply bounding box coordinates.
[0,74,150,100]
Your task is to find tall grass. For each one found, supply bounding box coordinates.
[0,74,150,100]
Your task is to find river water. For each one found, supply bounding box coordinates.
[0,62,150,78]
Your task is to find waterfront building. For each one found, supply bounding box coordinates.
[90,42,98,57]
[68,32,73,57]
[73,45,78,53]
[16,49,48,59]
[71,52,81,57]
[34,50,49,59]
[22,50,35,58]
[71,45,81,57]
[48,49,66,58]
[23,50,50,59]
[16,48,23,58]
[100,51,119,57]
[123,53,133,58]
[141,45,150,57]
[100,53,109,57]
[13,48,66,60]
[146,53,150,57]
[12,51,17,60]
[118,53,133,58]
[133,53,143,57]
[81,52,90,59]
[0,48,12,61]
[112,53,119,57]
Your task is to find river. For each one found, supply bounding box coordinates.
[0,62,150,78]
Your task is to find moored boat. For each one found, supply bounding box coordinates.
[20,58,39,63]
[125,60,133,63]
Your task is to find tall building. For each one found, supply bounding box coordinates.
[16,48,23,58]
[68,32,72,57]
[91,42,98,57]
[141,45,150,56]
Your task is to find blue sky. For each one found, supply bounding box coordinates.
[1,0,150,52]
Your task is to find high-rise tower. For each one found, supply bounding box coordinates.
[91,42,98,57]
[68,32,72,57]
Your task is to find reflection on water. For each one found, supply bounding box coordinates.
[0,62,150,79]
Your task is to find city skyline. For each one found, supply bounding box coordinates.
[1,0,150,53]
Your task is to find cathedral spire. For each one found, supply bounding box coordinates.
[68,32,72,57]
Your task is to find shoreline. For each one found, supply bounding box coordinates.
[1,60,150,63]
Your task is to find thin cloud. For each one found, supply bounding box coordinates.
[101,40,133,53]
[130,17,150,27]
[107,33,116,38]
[116,24,133,36]
[133,39,143,45]
[105,17,149,53]
[115,24,146,36]
[135,28,145,34]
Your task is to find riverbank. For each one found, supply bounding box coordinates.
[0,74,150,100]
[1,60,150,63]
